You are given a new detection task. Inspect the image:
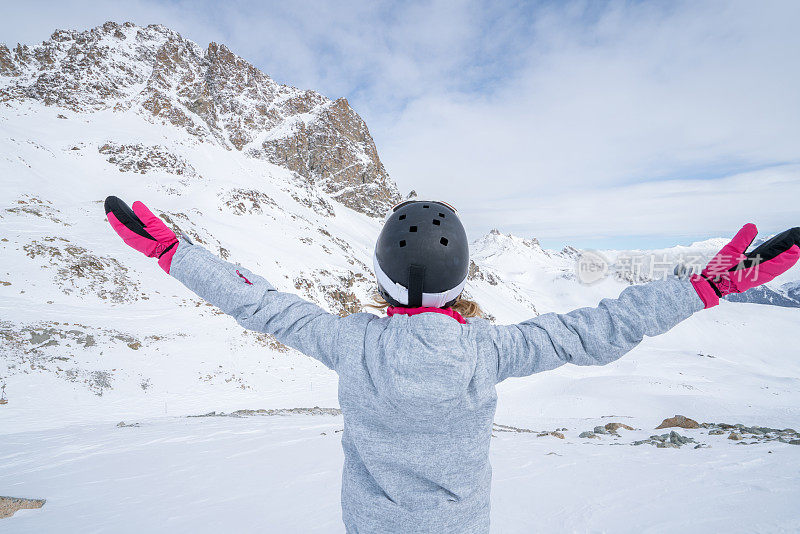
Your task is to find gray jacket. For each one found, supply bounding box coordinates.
[170,239,704,533]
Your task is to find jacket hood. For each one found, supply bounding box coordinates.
[365,313,477,425]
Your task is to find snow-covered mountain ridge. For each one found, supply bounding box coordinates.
[0,21,399,217]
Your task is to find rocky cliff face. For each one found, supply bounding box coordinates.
[0,21,399,217]
[0,22,410,403]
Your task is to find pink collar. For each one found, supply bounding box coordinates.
[386,306,467,324]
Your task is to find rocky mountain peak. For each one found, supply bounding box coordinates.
[479,229,543,253]
[0,21,400,217]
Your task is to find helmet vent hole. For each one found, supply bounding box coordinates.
[439,212,445,218]
[440,237,449,246]
[399,240,406,247]
[432,219,440,226]
[398,214,406,220]
[409,226,417,232]
[422,205,429,208]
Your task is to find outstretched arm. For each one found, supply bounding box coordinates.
[491,223,800,383]
[104,196,370,371]
[169,238,369,370]
[491,278,702,382]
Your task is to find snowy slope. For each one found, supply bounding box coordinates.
[0,103,376,432]
[4,407,800,533]
[1,21,799,533]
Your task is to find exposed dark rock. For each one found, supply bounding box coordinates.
[604,422,635,433]
[189,406,342,418]
[632,431,697,448]
[700,421,799,444]
[0,496,46,519]
[220,188,277,216]
[116,421,140,428]
[99,142,201,180]
[655,415,700,429]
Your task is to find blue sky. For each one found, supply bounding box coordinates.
[3,0,799,249]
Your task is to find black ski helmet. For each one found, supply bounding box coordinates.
[373,200,469,308]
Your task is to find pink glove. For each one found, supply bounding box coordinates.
[691,223,800,308]
[104,196,179,273]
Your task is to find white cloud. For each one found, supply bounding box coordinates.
[464,165,800,249]
[374,1,800,246]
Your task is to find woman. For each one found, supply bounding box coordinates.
[104,196,799,533]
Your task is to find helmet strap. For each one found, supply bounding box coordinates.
[407,264,426,308]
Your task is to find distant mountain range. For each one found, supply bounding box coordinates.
[725,284,800,307]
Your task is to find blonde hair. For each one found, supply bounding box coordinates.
[367,293,483,318]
